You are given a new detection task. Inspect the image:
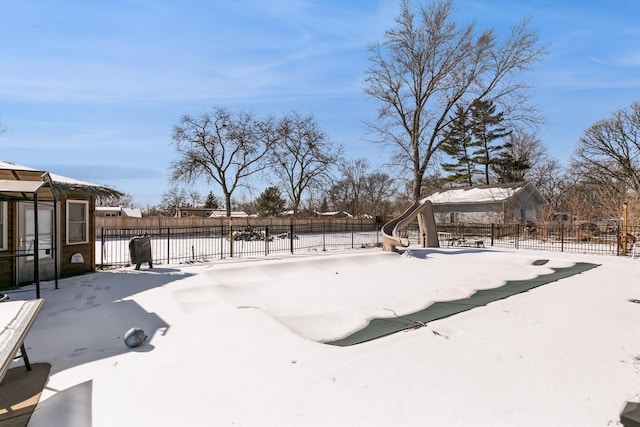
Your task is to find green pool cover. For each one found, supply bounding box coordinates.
[326,260,600,347]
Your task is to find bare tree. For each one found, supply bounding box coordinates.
[327,160,398,218]
[326,179,351,213]
[97,192,134,208]
[362,171,397,219]
[364,0,547,202]
[160,186,189,216]
[338,158,370,217]
[188,191,202,208]
[170,107,275,216]
[573,102,640,196]
[270,111,342,216]
[529,156,565,214]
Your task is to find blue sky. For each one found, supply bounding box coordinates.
[1,0,639,207]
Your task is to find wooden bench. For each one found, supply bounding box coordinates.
[437,233,484,248]
[0,299,45,383]
[459,238,485,248]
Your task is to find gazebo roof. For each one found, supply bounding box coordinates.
[0,160,122,201]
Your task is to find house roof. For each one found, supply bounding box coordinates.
[423,183,527,205]
[0,160,123,200]
[122,207,142,218]
[207,210,248,218]
[95,206,143,217]
[316,211,353,218]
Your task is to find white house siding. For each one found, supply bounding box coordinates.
[512,186,544,223]
[433,202,505,224]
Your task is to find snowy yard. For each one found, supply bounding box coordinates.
[5,245,640,426]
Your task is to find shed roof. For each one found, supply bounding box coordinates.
[423,183,525,205]
[0,179,47,194]
[0,160,122,200]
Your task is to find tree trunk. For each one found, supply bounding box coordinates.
[224,193,232,217]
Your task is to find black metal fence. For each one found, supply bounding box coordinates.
[97,221,382,268]
[433,222,638,256]
[98,221,640,269]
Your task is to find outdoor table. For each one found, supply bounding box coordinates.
[0,299,44,383]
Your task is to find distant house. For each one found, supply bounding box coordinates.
[207,209,249,218]
[173,207,248,218]
[0,160,122,291]
[315,211,353,219]
[173,207,217,218]
[424,182,546,225]
[95,206,142,218]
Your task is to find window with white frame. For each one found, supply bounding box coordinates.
[0,202,6,251]
[67,200,89,244]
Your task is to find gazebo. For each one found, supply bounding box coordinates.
[0,161,122,297]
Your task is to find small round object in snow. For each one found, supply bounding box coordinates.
[124,327,147,348]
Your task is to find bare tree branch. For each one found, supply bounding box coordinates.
[170,107,275,216]
[270,111,343,216]
[364,0,547,201]
[573,102,640,195]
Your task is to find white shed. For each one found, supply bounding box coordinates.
[424,182,546,225]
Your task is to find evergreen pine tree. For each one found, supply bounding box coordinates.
[470,99,510,185]
[441,104,478,186]
[255,187,286,217]
[204,192,220,209]
[491,142,531,183]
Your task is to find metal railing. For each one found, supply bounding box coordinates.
[434,222,637,256]
[98,220,639,269]
[97,222,382,268]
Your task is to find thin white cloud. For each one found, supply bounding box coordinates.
[589,51,640,68]
[0,0,389,107]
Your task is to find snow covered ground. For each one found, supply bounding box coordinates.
[5,245,640,426]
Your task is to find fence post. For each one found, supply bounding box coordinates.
[561,224,565,252]
[490,224,494,247]
[167,227,170,265]
[515,224,520,249]
[229,220,234,258]
[100,228,105,270]
[265,226,269,256]
[623,202,629,256]
[322,221,326,251]
[289,222,294,254]
[351,221,354,249]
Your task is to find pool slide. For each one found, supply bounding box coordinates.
[381,199,439,251]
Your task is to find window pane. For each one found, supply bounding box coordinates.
[69,203,86,222]
[67,201,88,244]
[25,205,54,259]
[68,223,86,242]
